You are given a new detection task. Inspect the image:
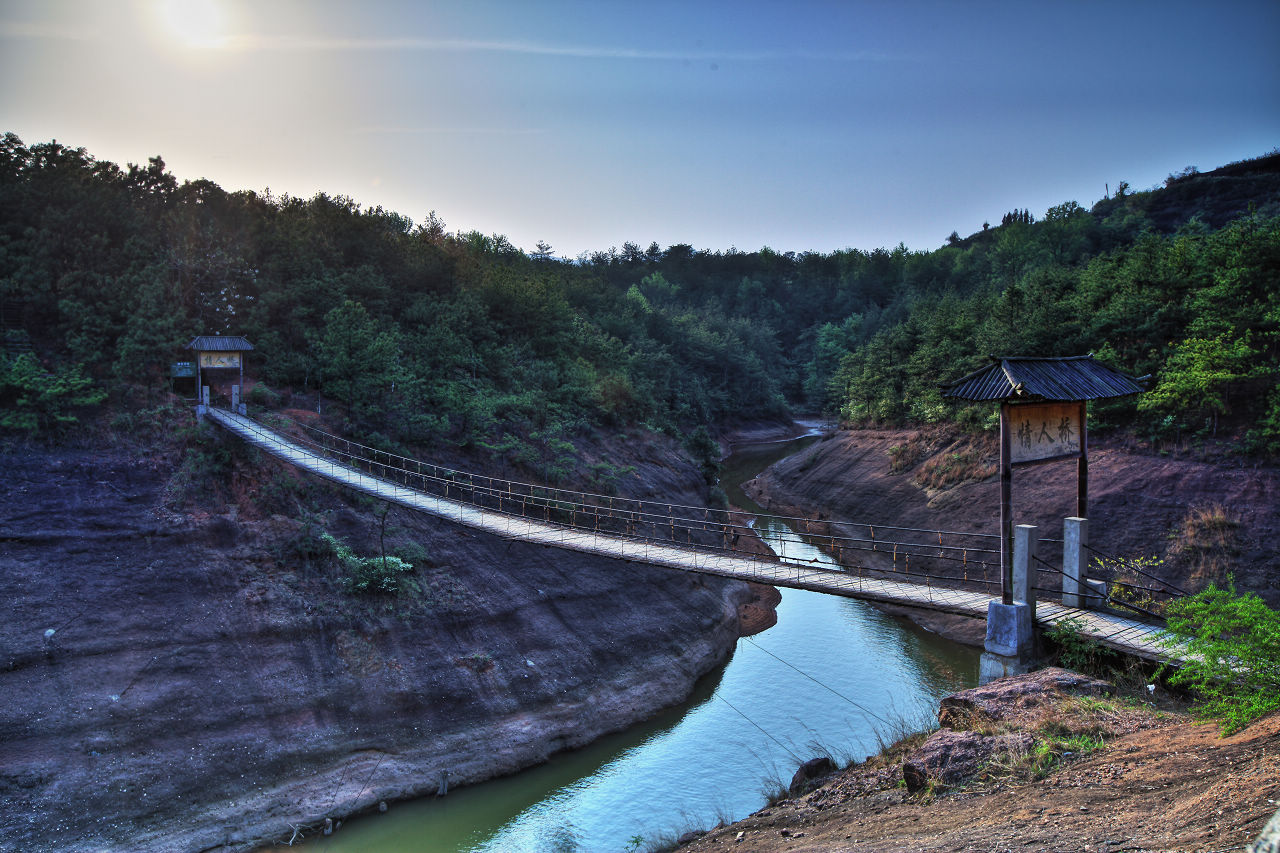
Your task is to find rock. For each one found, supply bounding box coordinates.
[789,756,837,796]
[902,729,1034,793]
[937,667,1111,730]
[678,829,707,844]
[1251,807,1280,853]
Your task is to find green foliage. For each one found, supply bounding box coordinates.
[1045,617,1119,675]
[0,353,106,436]
[1160,584,1280,734]
[318,531,417,595]
[3,131,1279,464]
[167,425,232,503]
[1138,332,1270,435]
[1093,553,1168,616]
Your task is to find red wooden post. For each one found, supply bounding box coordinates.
[1077,400,1088,518]
[1000,403,1013,605]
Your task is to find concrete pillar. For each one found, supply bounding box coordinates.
[231,385,240,409]
[202,385,211,406]
[1086,579,1109,611]
[980,599,1034,683]
[1063,517,1087,608]
[1013,523,1037,620]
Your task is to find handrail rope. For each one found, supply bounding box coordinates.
[272,411,1000,541]
[1078,543,1191,597]
[1029,552,1180,602]
[234,411,1002,563]
[219,410,1005,591]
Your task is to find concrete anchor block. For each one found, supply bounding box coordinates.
[985,600,1033,658]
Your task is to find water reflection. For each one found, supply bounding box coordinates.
[302,430,978,853]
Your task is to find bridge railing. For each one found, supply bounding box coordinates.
[1028,537,1186,621]
[230,409,1004,596]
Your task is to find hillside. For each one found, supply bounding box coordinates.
[747,426,1280,609]
[0,414,753,853]
[3,135,1279,473]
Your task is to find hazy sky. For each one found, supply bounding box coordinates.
[2,0,1278,257]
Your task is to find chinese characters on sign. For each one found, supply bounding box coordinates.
[198,352,242,369]
[1008,402,1082,465]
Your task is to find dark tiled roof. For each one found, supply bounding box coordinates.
[187,335,254,352]
[942,355,1145,402]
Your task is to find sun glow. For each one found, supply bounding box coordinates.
[156,0,228,49]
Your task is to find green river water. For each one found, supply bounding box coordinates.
[296,428,980,852]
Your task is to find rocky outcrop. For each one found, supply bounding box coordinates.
[902,668,1112,793]
[936,668,1110,730]
[0,438,750,853]
[901,729,1034,792]
[788,756,837,796]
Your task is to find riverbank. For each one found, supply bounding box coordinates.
[676,668,1280,852]
[0,419,752,853]
[747,425,1280,609]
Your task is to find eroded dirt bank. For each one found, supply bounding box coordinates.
[679,669,1280,852]
[747,427,1280,608]
[0,425,752,853]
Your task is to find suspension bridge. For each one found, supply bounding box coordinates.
[204,407,1179,663]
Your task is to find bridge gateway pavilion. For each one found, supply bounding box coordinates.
[187,334,253,414]
[942,354,1148,677]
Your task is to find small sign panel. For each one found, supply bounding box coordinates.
[199,352,241,368]
[1007,402,1082,465]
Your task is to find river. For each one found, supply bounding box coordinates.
[298,427,980,852]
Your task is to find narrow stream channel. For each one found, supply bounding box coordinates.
[299,428,980,852]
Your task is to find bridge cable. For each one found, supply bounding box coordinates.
[744,636,895,728]
[714,694,804,765]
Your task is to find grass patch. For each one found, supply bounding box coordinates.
[1172,503,1241,586]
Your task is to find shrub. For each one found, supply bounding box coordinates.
[1160,583,1280,734]
[1045,617,1119,675]
[245,382,282,408]
[318,531,417,595]
[0,353,106,437]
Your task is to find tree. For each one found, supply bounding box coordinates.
[1138,333,1269,435]
[532,240,554,261]
[0,354,106,436]
[314,300,400,418]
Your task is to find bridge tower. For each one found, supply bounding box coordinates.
[187,334,254,415]
[942,354,1147,680]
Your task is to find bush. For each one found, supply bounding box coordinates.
[1160,584,1280,733]
[0,353,106,437]
[319,531,417,595]
[1045,617,1120,675]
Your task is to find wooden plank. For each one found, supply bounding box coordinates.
[205,408,1175,663]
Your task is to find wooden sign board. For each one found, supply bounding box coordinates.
[199,352,242,369]
[1006,402,1083,465]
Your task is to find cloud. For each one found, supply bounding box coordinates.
[223,33,893,63]
[0,19,92,42]
[355,125,548,136]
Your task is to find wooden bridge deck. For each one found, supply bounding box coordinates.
[206,408,1173,662]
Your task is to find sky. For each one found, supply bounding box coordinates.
[2,0,1278,258]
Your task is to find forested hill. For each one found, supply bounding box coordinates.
[2,132,1278,468]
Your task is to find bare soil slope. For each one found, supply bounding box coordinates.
[747,427,1280,607]
[681,671,1280,853]
[0,425,749,853]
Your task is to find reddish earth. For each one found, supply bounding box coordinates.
[685,427,1280,852]
[746,426,1280,608]
[679,670,1280,853]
